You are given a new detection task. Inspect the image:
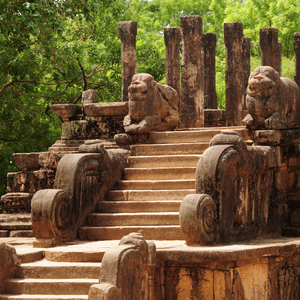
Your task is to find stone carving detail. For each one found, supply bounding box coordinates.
[31,143,129,247]
[0,243,19,294]
[180,194,216,244]
[88,232,156,300]
[115,73,180,145]
[243,66,300,130]
[180,130,283,245]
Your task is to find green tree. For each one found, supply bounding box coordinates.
[0,0,132,196]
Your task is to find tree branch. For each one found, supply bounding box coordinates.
[77,58,87,90]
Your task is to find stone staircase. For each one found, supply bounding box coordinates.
[0,243,105,300]
[0,126,248,300]
[0,214,33,238]
[2,262,99,300]
[79,126,248,241]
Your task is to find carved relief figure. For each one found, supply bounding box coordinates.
[243,66,300,129]
[115,73,180,144]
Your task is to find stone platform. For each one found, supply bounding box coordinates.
[2,235,300,299]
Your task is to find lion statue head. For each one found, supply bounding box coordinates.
[243,66,300,129]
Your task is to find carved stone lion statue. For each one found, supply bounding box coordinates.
[115,73,180,145]
[243,66,300,130]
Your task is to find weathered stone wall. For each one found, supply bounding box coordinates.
[253,129,300,237]
[155,240,300,300]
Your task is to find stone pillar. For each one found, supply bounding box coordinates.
[278,42,282,76]
[242,37,251,109]
[260,28,281,75]
[164,27,181,98]
[180,16,204,128]
[202,33,217,109]
[224,22,244,126]
[119,21,137,102]
[294,33,300,88]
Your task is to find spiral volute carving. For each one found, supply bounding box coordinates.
[179,194,217,244]
[31,189,75,243]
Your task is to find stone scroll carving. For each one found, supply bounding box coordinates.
[31,142,129,247]
[115,73,180,145]
[243,66,300,130]
[180,130,283,245]
[88,232,156,300]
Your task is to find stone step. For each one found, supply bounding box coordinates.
[0,222,32,230]
[108,189,194,201]
[147,126,247,144]
[130,142,209,156]
[87,212,179,226]
[16,260,101,279]
[78,225,184,241]
[97,200,182,213]
[0,213,31,223]
[0,296,88,300]
[124,167,196,180]
[5,279,98,295]
[117,179,195,190]
[127,154,201,168]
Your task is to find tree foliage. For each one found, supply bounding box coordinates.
[0,0,131,195]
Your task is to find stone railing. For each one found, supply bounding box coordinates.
[88,233,156,300]
[31,141,129,247]
[180,130,285,244]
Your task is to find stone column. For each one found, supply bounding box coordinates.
[260,28,281,75]
[224,22,244,126]
[202,33,217,109]
[119,21,137,102]
[278,42,282,76]
[164,27,181,98]
[242,37,251,109]
[294,33,300,88]
[180,16,204,128]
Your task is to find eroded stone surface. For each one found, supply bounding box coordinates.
[31,145,129,246]
[119,21,137,103]
[260,28,281,75]
[115,73,180,145]
[88,232,156,300]
[82,89,98,104]
[13,153,41,171]
[224,22,244,126]
[0,192,34,213]
[0,243,19,294]
[243,66,300,130]
[180,16,204,128]
[50,104,82,121]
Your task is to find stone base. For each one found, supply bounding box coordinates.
[48,139,85,153]
[0,193,34,213]
[49,138,119,153]
[7,170,55,194]
[156,238,300,299]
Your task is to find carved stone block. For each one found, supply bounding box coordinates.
[115,73,180,145]
[82,89,98,104]
[243,66,300,130]
[180,130,283,244]
[0,243,19,294]
[88,232,156,300]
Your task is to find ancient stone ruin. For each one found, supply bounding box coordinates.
[2,16,300,300]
